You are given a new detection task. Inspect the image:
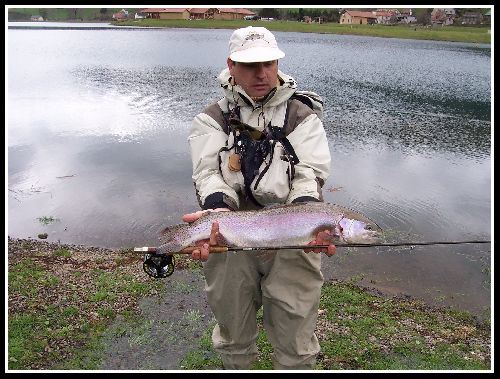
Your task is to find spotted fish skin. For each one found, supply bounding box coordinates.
[158,202,383,254]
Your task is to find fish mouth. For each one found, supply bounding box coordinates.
[342,231,383,245]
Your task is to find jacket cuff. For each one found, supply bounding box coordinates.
[292,196,320,203]
[202,192,236,210]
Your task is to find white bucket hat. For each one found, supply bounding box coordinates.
[228,26,285,63]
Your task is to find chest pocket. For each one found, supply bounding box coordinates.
[217,106,299,206]
[250,133,298,205]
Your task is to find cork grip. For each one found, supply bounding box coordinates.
[179,246,229,254]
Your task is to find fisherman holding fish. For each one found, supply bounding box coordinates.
[182,26,336,370]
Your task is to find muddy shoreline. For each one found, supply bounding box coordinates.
[7,236,491,370]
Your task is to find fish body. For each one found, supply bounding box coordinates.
[158,202,382,254]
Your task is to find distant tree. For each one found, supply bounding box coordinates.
[39,9,48,20]
[70,8,79,20]
[280,8,300,21]
[273,8,341,22]
[8,9,28,21]
[320,9,340,23]
[331,9,342,23]
[308,9,321,18]
[305,8,342,23]
[99,8,108,20]
[275,8,288,19]
[298,8,304,21]
[414,8,432,25]
[454,8,490,17]
[259,8,280,19]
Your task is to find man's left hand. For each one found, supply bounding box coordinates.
[304,230,336,256]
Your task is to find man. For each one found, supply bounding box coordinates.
[182,26,336,370]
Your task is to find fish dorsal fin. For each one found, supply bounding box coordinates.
[264,202,312,210]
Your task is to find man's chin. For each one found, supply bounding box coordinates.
[249,87,271,98]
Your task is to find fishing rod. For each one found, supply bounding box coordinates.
[134,240,491,279]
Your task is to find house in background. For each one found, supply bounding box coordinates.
[30,15,44,22]
[112,9,129,20]
[460,11,484,25]
[340,10,377,25]
[189,8,217,20]
[431,8,456,26]
[374,10,397,25]
[215,8,256,20]
[141,8,190,20]
[140,8,255,21]
[397,9,417,24]
[343,9,417,25]
[483,9,491,24]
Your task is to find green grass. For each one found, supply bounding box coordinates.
[179,319,223,370]
[112,19,490,44]
[180,280,491,370]
[8,242,490,370]
[36,216,60,225]
[8,252,163,370]
[252,308,274,370]
[53,247,71,258]
[316,282,489,370]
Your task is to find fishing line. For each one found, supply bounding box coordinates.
[265,240,492,250]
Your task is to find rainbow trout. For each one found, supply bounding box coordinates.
[157,202,382,254]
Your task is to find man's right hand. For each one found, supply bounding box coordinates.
[181,208,231,261]
[182,208,231,223]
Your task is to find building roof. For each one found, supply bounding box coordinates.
[189,8,211,14]
[345,10,377,19]
[141,8,188,13]
[141,8,255,15]
[374,11,393,17]
[218,8,255,15]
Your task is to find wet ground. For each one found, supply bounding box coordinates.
[99,269,216,370]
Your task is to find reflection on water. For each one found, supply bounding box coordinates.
[71,65,221,126]
[7,27,491,316]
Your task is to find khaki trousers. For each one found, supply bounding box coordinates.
[202,249,324,370]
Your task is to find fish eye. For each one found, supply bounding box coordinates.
[366,225,372,230]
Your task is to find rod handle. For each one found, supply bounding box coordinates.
[134,246,229,254]
[180,246,229,254]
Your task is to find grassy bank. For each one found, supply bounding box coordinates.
[7,237,491,371]
[182,282,491,370]
[112,19,491,44]
[7,238,163,369]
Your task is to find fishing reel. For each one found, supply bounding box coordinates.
[143,254,175,278]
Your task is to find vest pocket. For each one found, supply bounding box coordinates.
[218,134,245,193]
[250,141,293,204]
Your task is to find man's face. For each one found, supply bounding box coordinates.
[227,58,278,98]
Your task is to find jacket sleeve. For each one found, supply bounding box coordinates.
[188,112,240,210]
[285,113,331,203]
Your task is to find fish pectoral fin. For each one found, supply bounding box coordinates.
[215,232,229,247]
[312,226,336,242]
